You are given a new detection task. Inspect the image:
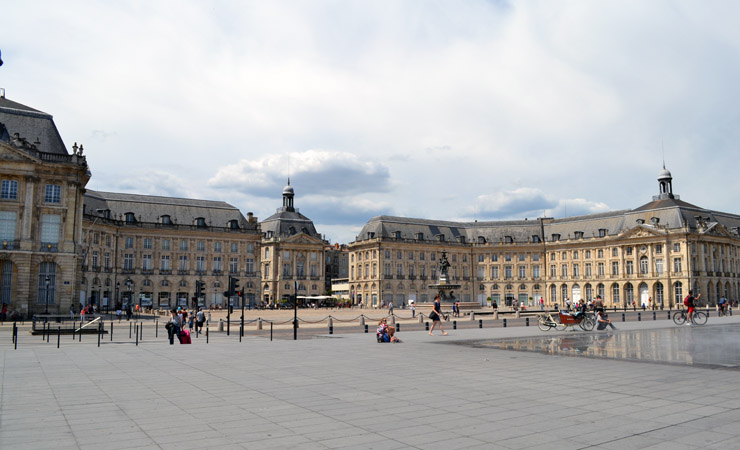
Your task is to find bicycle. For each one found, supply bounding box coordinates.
[672,309,707,326]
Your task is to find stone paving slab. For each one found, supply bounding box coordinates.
[2,317,740,449]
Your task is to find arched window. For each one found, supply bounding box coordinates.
[561,284,568,301]
[597,283,605,299]
[656,282,664,304]
[625,283,634,304]
[37,262,57,306]
[674,281,683,305]
[550,285,557,303]
[585,283,592,300]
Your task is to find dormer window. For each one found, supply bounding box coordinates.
[301,227,308,234]
[161,215,172,225]
[266,231,273,239]
[195,217,207,228]
[636,219,645,225]
[574,231,584,239]
[651,217,660,225]
[551,234,560,241]
[478,236,486,244]
[367,232,375,239]
[125,212,136,224]
[505,236,514,244]
[289,226,296,235]
[228,219,239,230]
[417,233,424,241]
[394,231,402,239]
[532,235,541,243]
[437,234,445,242]
[598,229,607,237]
[457,236,466,243]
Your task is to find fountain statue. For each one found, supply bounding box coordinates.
[428,250,461,303]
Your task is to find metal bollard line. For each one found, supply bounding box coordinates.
[270,322,273,341]
[396,323,401,332]
[638,312,641,321]
[57,327,61,349]
[479,319,483,329]
[526,317,530,327]
[453,320,457,330]
[135,325,139,346]
[503,318,507,328]
[129,323,132,339]
[621,313,626,322]
[14,324,18,350]
[425,322,429,331]
[140,324,143,341]
[364,324,368,333]
[206,326,209,344]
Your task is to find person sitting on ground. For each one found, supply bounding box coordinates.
[596,310,617,330]
[376,318,397,342]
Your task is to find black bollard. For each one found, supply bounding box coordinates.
[364,324,368,333]
[14,324,18,350]
[155,319,158,338]
[653,311,656,320]
[98,323,102,347]
[453,320,457,330]
[41,322,45,341]
[425,322,429,331]
[206,326,209,344]
[140,324,143,341]
[135,325,139,346]
[129,323,132,339]
[638,312,641,321]
[111,321,114,341]
[57,327,61,349]
[396,323,401,332]
[479,319,483,329]
[79,325,82,342]
[526,317,530,327]
[239,326,242,342]
[329,325,333,335]
[270,322,273,341]
[503,318,507,328]
[667,312,671,320]
[47,322,50,343]
[12,322,16,344]
[621,313,625,322]
[73,320,76,340]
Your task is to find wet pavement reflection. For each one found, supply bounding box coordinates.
[450,324,740,369]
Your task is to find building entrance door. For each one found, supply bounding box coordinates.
[639,283,649,306]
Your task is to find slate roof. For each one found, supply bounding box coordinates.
[84,190,251,228]
[0,96,69,155]
[354,200,740,244]
[261,209,320,239]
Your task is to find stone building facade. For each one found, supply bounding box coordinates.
[259,182,328,306]
[0,94,90,316]
[349,169,740,309]
[80,190,261,310]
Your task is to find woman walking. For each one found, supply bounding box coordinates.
[428,295,448,336]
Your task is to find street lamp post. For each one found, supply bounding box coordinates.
[44,276,50,314]
[126,277,132,320]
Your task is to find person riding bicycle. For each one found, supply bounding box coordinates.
[684,290,701,325]
[718,297,728,316]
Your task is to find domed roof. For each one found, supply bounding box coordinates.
[282,184,294,195]
[658,167,672,179]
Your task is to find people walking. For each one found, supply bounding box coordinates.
[428,295,447,336]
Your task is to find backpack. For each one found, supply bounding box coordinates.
[683,296,690,306]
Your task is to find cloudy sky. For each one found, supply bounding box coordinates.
[3,1,739,244]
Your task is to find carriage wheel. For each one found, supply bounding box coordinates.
[579,317,595,331]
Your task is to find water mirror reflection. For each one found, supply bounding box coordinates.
[449,325,740,369]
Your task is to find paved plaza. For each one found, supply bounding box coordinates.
[2,315,740,450]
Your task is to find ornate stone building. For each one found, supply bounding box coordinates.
[349,169,740,308]
[259,181,328,305]
[0,94,90,316]
[81,190,261,310]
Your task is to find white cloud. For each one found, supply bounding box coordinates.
[3,1,740,243]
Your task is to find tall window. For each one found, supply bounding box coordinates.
[214,242,222,253]
[561,264,567,278]
[41,214,61,244]
[180,240,188,251]
[505,265,513,279]
[245,258,254,274]
[491,266,499,279]
[518,266,526,278]
[656,282,664,304]
[598,262,605,276]
[611,261,619,276]
[1,260,13,304]
[532,265,540,279]
[247,243,254,254]
[44,184,61,203]
[673,258,682,273]
[640,257,649,274]
[612,284,620,303]
[125,237,134,249]
[161,239,170,250]
[143,238,152,249]
[0,211,17,241]
[572,264,579,277]
[179,255,188,271]
[655,258,663,275]
[597,283,605,299]
[1,180,18,199]
[229,258,238,273]
[625,283,634,303]
[37,262,56,305]
[674,281,683,305]
[196,256,206,271]
[585,263,592,277]
[626,261,634,275]
[123,254,134,270]
[197,241,205,252]
[104,252,110,269]
[142,254,152,270]
[230,242,238,253]
[161,255,170,270]
[561,284,568,301]
[213,256,222,272]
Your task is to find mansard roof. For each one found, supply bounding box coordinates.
[84,189,251,229]
[0,96,69,155]
[261,209,321,239]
